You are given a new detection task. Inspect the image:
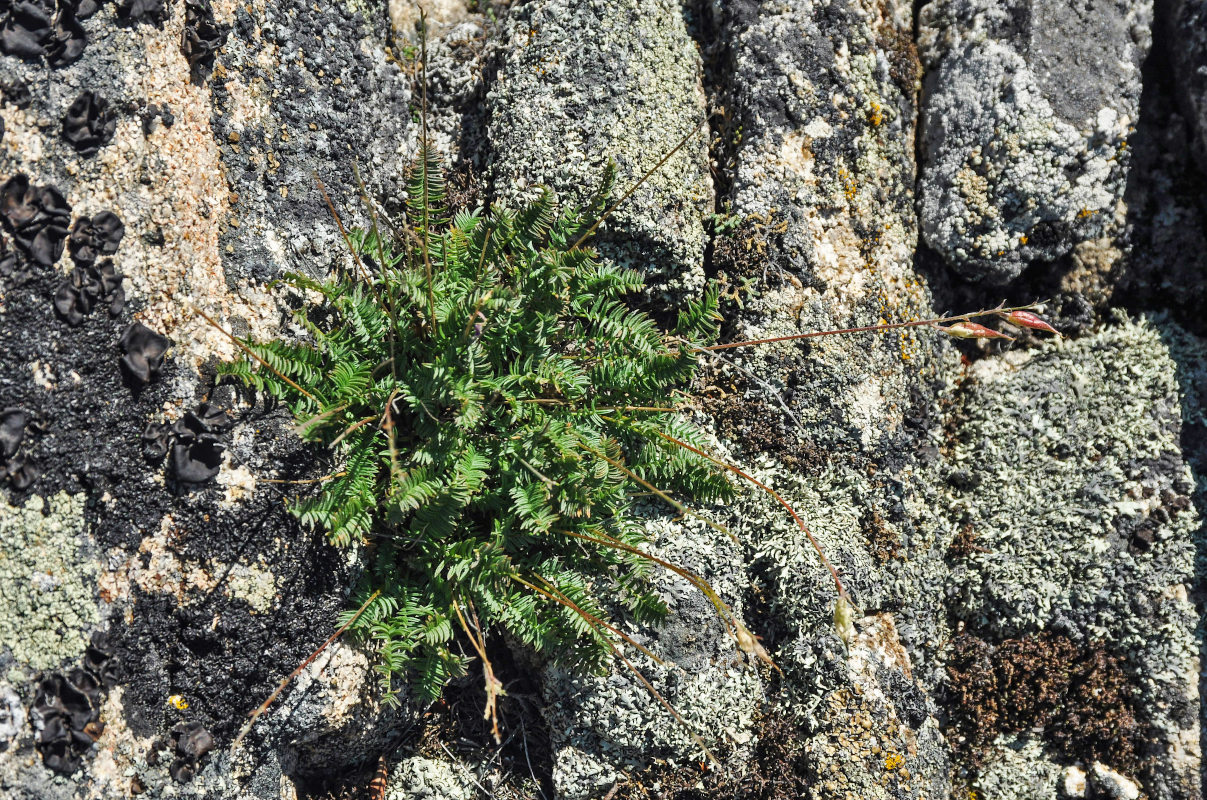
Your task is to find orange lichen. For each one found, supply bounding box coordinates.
[867,100,884,126]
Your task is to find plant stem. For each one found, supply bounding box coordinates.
[570,118,709,252]
[419,10,437,331]
[192,305,320,404]
[697,304,1041,352]
[232,590,380,750]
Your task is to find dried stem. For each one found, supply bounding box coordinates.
[513,574,719,766]
[192,305,319,404]
[451,598,504,744]
[580,439,736,544]
[697,304,1043,353]
[570,117,709,252]
[418,9,437,331]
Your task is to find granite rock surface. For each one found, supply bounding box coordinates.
[0,0,1203,799]
[918,0,1151,284]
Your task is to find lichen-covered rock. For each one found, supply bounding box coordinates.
[486,0,712,300]
[269,642,417,776]
[384,754,477,800]
[543,509,761,800]
[917,0,1151,284]
[0,0,1203,797]
[702,0,959,796]
[970,735,1065,799]
[0,0,418,796]
[942,316,1204,799]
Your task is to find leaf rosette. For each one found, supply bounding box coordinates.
[219,148,731,704]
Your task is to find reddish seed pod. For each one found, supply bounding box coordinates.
[1004,310,1060,336]
[938,321,1015,341]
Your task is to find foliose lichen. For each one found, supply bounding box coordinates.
[0,492,98,671]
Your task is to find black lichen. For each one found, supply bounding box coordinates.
[1,78,32,108]
[0,173,71,267]
[116,0,166,26]
[139,102,176,135]
[62,91,116,156]
[30,632,118,775]
[0,0,92,65]
[0,408,37,489]
[0,0,53,60]
[168,402,232,487]
[54,260,125,325]
[75,0,105,19]
[118,322,169,387]
[140,420,171,461]
[68,211,124,265]
[168,721,214,783]
[47,0,86,67]
[181,0,225,79]
[0,408,27,460]
[2,454,39,489]
[140,403,232,488]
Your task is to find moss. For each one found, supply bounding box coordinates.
[944,632,1141,772]
[0,492,98,670]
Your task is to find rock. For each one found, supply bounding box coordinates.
[270,642,417,776]
[486,0,712,301]
[704,1,958,796]
[943,316,1204,800]
[542,512,762,800]
[1063,764,1088,798]
[1089,761,1143,800]
[0,0,1203,797]
[917,0,1152,283]
[0,1,414,796]
[972,735,1065,799]
[1166,0,1207,173]
[485,4,758,796]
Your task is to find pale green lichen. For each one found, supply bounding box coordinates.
[223,562,277,614]
[0,492,99,670]
[971,735,1064,800]
[944,315,1203,795]
[385,756,476,800]
[946,316,1199,644]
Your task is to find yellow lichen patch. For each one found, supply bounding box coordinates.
[867,100,884,126]
[883,752,904,770]
[837,166,858,203]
